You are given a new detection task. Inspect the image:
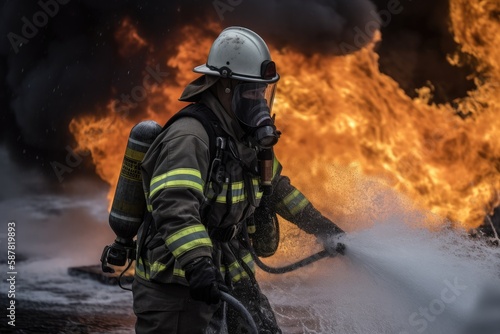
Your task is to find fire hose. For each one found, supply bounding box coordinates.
[224,231,345,332]
[220,291,259,334]
[219,242,345,334]
[242,223,347,274]
[251,241,346,274]
[209,228,347,332]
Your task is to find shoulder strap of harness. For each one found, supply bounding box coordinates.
[163,103,227,161]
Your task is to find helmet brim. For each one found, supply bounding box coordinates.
[194,64,280,84]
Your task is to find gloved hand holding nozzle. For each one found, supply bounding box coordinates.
[313,215,346,256]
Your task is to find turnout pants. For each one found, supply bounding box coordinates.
[133,278,218,334]
[133,276,282,334]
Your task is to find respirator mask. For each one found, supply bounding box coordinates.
[231,82,280,149]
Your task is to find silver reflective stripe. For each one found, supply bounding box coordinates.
[110,211,143,223]
[128,137,152,148]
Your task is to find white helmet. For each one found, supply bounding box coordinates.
[194,26,280,83]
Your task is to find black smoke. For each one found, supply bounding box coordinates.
[0,0,378,179]
[370,0,476,103]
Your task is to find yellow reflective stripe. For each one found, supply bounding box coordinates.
[172,260,185,278]
[209,179,264,204]
[150,261,167,274]
[272,156,282,178]
[136,258,150,280]
[167,225,206,244]
[228,260,240,271]
[232,181,246,203]
[232,270,249,282]
[252,178,263,200]
[242,252,255,273]
[209,181,248,203]
[226,254,255,283]
[125,147,146,161]
[136,258,171,277]
[214,183,228,203]
[171,238,212,257]
[290,197,309,215]
[143,192,153,212]
[228,260,248,282]
[150,168,201,185]
[283,189,300,205]
[173,268,185,278]
[149,168,203,199]
[137,257,184,279]
[166,225,212,258]
[282,189,310,216]
[161,180,202,191]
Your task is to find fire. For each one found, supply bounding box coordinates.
[70,1,500,231]
[115,17,149,57]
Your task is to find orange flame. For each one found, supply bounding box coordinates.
[70,1,500,231]
[115,17,148,57]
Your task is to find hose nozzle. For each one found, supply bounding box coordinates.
[335,242,346,255]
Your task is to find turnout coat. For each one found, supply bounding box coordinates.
[134,89,335,333]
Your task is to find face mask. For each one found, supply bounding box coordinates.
[231,82,280,149]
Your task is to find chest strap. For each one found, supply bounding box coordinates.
[209,222,243,242]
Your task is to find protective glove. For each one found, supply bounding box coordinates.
[184,257,226,305]
[314,216,345,256]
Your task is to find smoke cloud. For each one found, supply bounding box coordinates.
[0,0,378,175]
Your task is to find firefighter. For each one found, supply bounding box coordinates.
[133,26,344,334]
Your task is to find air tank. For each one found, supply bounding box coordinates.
[109,120,163,243]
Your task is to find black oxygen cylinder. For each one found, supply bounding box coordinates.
[109,120,162,243]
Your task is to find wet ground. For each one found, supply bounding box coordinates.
[2,304,136,334]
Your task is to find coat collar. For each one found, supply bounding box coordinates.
[199,91,246,142]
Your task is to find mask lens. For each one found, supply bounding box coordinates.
[231,83,277,127]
